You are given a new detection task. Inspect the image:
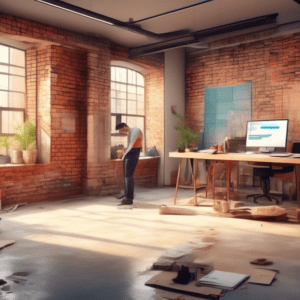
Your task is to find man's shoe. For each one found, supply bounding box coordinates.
[117,198,133,206]
[116,194,125,199]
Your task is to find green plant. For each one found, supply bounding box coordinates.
[13,119,37,151]
[172,112,200,151]
[0,134,12,149]
[0,134,12,155]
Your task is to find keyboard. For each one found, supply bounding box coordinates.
[269,153,293,157]
[198,149,217,154]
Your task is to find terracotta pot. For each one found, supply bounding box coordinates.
[11,150,24,164]
[22,150,37,164]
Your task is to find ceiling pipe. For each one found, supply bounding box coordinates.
[129,0,213,24]
[34,0,192,39]
[129,13,278,58]
[192,13,278,40]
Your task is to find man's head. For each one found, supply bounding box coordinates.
[116,123,129,134]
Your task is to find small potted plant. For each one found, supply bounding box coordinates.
[172,112,200,152]
[13,119,37,164]
[0,134,12,164]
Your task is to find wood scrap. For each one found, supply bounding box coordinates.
[159,205,197,215]
[0,240,15,250]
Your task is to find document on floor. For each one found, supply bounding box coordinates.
[196,270,249,290]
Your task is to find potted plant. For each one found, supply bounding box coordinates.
[172,112,200,152]
[0,134,12,164]
[13,119,37,164]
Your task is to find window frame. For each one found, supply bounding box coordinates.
[110,66,146,156]
[0,43,25,135]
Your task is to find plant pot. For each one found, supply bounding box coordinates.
[22,150,38,164]
[178,148,185,153]
[0,155,11,164]
[11,150,24,164]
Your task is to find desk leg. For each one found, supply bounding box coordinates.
[225,161,231,202]
[193,159,198,206]
[296,164,300,207]
[174,158,182,205]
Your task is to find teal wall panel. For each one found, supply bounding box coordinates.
[204,83,251,149]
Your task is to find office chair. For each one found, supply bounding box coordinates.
[246,165,294,205]
[247,142,300,205]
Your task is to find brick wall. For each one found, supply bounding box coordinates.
[186,33,300,142]
[112,157,160,188]
[0,13,163,207]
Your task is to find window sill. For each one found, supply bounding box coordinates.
[0,163,46,167]
[111,156,159,161]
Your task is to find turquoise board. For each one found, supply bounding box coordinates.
[204,84,251,149]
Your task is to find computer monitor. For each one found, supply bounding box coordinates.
[246,119,289,152]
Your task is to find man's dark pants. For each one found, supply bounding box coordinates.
[123,148,141,201]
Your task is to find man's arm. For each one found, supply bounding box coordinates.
[122,128,140,159]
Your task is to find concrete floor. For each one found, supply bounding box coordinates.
[0,186,300,300]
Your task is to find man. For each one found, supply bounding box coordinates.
[116,123,143,205]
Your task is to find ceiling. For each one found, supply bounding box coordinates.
[1,0,300,54]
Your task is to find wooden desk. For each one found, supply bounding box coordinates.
[169,151,300,206]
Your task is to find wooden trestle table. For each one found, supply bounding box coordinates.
[169,151,300,206]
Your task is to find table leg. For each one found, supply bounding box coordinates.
[296,164,300,207]
[174,158,182,205]
[225,161,231,202]
[193,159,198,206]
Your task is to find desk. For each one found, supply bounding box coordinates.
[169,151,300,206]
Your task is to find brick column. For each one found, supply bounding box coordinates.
[85,50,119,195]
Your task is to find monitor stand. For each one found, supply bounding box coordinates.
[259,147,275,153]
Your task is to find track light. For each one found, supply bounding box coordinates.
[35,0,114,26]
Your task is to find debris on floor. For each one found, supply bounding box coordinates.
[219,205,300,222]
[147,235,279,298]
[248,268,278,285]
[0,240,15,250]
[1,285,10,291]
[0,280,7,286]
[0,203,27,213]
[250,258,273,266]
[5,274,27,285]
[159,205,197,215]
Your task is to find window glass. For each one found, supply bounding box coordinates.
[115,67,126,83]
[10,66,25,76]
[0,45,9,64]
[111,98,116,113]
[128,100,136,114]
[137,73,144,86]
[9,75,25,92]
[0,91,8,107]
[116,99,126,114]
[0,74,8,90]
[10,48,25,67]
[9,92,25,108]
[0,65,9,73]
[2,110,24,134]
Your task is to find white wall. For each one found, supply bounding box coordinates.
[164,48,186,185]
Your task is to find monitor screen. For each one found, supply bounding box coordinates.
[246,119,289,149]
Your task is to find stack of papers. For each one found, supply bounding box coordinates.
[196,270,249,290]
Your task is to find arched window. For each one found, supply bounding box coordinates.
[110,66,145,158]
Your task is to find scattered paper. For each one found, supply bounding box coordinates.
[196,270,249,290]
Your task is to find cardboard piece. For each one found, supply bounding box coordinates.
[0,240,15,250]
[248,268,278,285]
[156,290,208,300]
[145,271,223,297]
